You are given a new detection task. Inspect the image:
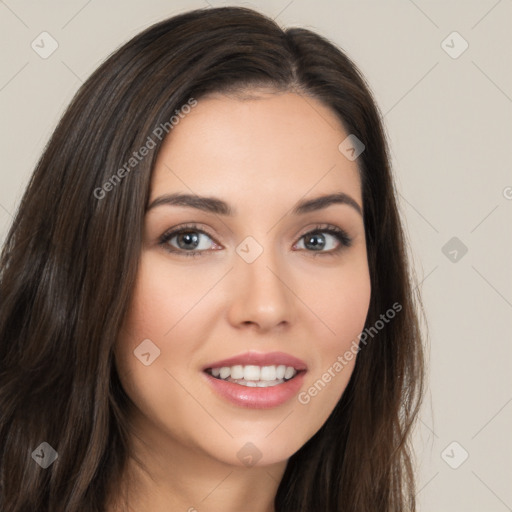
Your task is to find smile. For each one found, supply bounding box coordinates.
[205,364,300,387]
[202,351,307,409]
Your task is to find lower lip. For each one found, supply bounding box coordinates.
[203,371,306,409]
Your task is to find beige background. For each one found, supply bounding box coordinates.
[1,1,511,510]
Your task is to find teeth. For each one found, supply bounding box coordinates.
[219,367,230,379]
[208,364,298,382]
[260,365,276,380]
[254,379,284,387]
[231,365,244,379]
[243,365,260,380]
[276,365,286,379]
[231,378,285,388]
[284,366,296,379]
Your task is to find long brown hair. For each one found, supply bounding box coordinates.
[0,6,425,511]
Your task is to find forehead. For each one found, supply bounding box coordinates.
[150,91,362,206]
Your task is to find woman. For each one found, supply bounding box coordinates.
[0,6,425,512]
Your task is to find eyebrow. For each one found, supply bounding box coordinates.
[146,192,363,217]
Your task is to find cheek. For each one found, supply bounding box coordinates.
[119,252,215,344]
[295,257,371,432]
[113,257,212,440]
[306,254,371,350]
[114,248,229,365]
[114,256,196,393]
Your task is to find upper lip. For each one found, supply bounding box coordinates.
[203,351,307,371]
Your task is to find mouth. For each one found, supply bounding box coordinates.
[202,351,307,409]
[205,364,304,388]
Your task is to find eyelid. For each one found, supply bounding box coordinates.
[296,223,351,243]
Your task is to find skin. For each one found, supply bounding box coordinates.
[110,90,372,512]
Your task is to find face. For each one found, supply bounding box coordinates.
[114,90,371,469]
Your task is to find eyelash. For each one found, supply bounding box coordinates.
[158,223,352,258]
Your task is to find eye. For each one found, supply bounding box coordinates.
[158,224,219,257]
[158,223,352,258]
[294,225,352,255]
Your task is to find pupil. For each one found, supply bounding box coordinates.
[305,234,325,250]
[178,232,199,249]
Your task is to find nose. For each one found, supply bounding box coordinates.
[226,245,296,332]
